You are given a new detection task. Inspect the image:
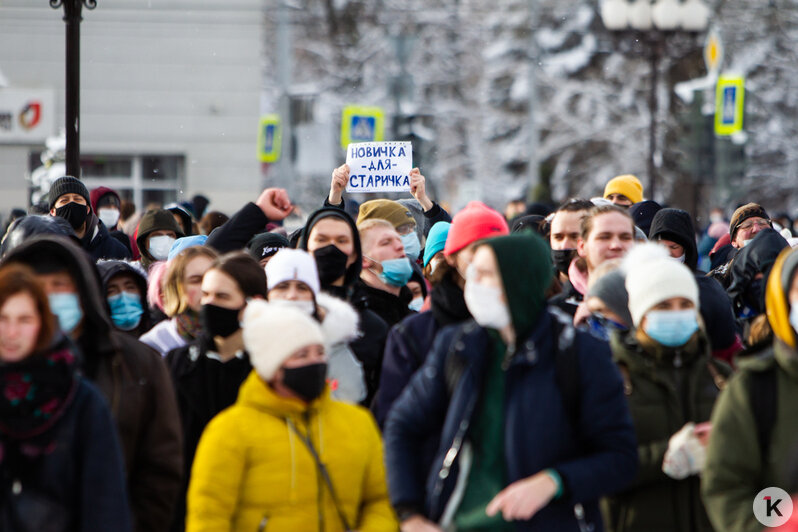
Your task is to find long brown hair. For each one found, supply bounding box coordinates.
[210,252,268,299]
[0,264,56,355]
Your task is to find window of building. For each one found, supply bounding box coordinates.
[30,153,185,210]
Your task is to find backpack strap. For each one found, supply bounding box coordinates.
[443,324,478,397]
[705,359,727,391]
[747,365,778,465]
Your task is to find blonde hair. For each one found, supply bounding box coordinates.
[162,246,218,317]
[357,218,397,254]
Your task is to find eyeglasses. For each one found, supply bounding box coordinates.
[737,218,771,232]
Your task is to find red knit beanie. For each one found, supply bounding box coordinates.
[443,201,509,256]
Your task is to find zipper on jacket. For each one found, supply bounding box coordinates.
[574,503,594,532]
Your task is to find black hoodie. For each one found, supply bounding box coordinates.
[649,208,699,271]
[299,207,389,403]
[2,235,183,532]
[650,208,740,353]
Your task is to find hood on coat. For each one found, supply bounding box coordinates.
[1,215,79,257]
[766,246,798,348]
[728,228,789,312]
[316,292,360,346]
[478,233,553,345]
[90,186,121,214]
[648,208,698,271]
[96,259,149,311]
[165,202,195,236]
[135,209,185,263]
[2,235,117,366]
[298,207,362,288]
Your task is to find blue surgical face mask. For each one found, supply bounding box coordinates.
[400,232,421,262]
[643,309,699,347]
[373,257,413,287]
[107,291,144,331]
[48,292,83,334]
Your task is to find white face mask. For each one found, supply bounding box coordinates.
[742,239,753,248]
[98,207,120,229]
[408,297,424,312]
[464,279,510,330]
[790,304,798,335]
[270,299,316,316]
[674,253,686,263]
[148,235,175,261]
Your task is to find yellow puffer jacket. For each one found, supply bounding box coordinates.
[186,371,398,532]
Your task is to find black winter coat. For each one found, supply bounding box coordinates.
[351,279,414,328]
[165,339,252,532]
[84,217,131,261]
[0,378,132,532]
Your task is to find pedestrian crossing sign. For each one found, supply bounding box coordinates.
[257,114,281,163]
[714,76,745,136]
[341,106,384,150]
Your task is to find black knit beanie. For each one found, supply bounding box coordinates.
[48,176,90,210]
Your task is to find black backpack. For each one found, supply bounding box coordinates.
[444,312,582,428]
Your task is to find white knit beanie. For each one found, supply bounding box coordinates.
[264,248,321,295]
[243,299,325,380]
[624,243,699,327]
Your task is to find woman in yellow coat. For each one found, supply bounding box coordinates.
[186,299,398,532]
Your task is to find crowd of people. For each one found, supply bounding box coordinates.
[0,169,797,531]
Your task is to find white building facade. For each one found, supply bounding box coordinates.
[0,0,263,216]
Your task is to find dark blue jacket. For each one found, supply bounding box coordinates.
[384,310,638,531]
[0,378,132,532]
[374,310,439,427]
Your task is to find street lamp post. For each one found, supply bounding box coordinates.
[600,0,709,200]
[50,0,96,179]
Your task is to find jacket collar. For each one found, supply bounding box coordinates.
[612,328,707,375]
[237,371,331,418]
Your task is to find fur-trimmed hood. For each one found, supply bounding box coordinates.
[316,292,360,346]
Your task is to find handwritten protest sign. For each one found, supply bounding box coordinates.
[345,141,412,193]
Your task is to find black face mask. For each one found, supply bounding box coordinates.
[200,303,241,338]
[282,362,328,402]
[55,202,89,230]
[313,245,349,285]
[551,249,577,275]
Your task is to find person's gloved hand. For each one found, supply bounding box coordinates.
[662,422,706,480]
